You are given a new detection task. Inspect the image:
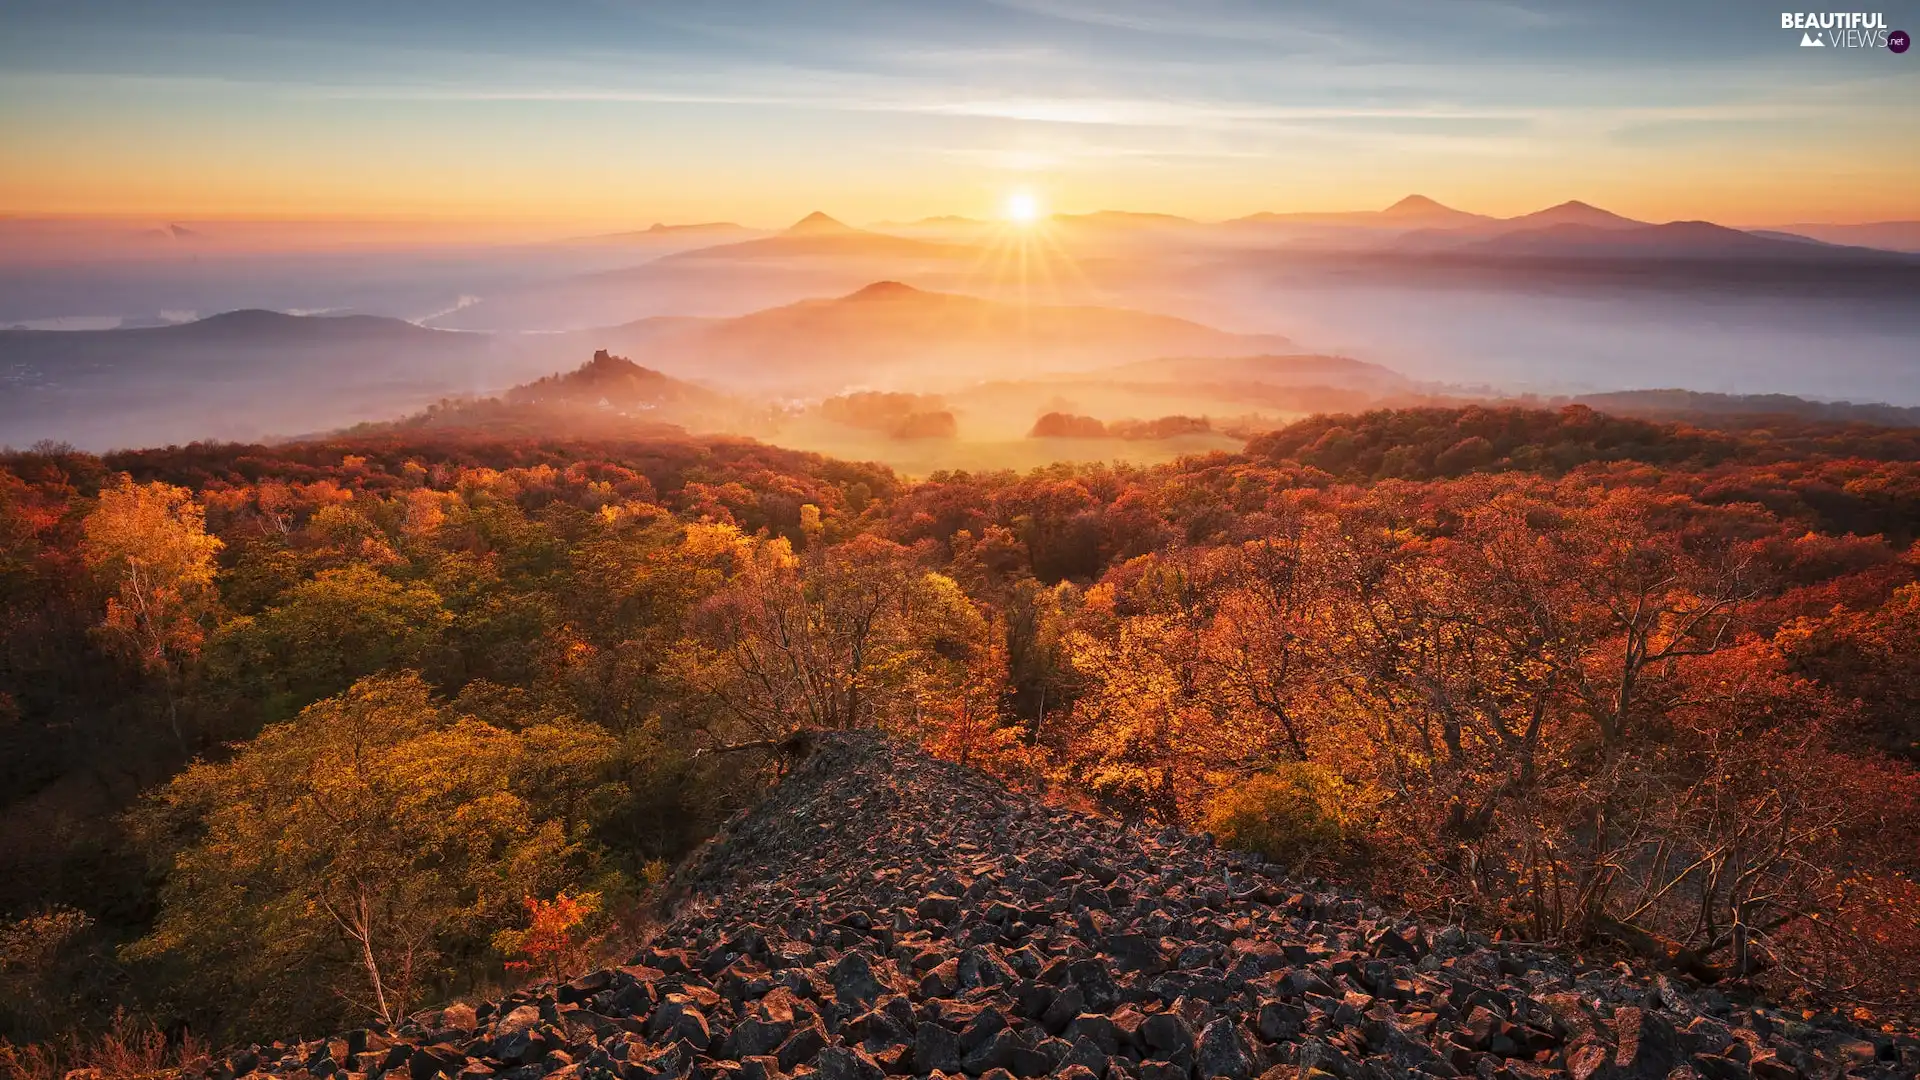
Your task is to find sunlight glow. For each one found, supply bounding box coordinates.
[1005,190,1043,225]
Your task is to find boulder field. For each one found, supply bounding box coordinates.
[219,733,1919,1080]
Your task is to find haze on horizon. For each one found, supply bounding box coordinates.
[3,0,1919,231]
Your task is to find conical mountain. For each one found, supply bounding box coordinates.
[785,211,856,235]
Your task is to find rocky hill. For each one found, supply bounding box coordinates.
[213,734,1917,1080]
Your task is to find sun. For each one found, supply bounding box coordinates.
[1004,190,1043,226]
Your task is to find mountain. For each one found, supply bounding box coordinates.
[1762,220,1920,253]
[786,211,855,236]
[1388,200,1648,251]
[664,212,971,262]
[138,223,203,243]
[592,281,1294,392]
[1233,194,1495,229]
[1054,210,1201,231]
[0,310,540,450]
[382,350,748,437]
[1465,220,1912,260]
[1502,200,1645,230]
[220,730,1893,1080]
[1572,388,1920,427]
[560,221,761,247]
[0,308,471,357]
[644,221,748,235]
[503,349,730,410]
[1377,194,1493,227]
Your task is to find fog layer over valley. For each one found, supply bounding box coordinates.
[3,200,1916,456]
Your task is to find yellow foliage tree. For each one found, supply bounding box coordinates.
[677,534,997,746]
[80,476,223,746]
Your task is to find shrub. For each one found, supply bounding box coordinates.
[1201,764,1355,864]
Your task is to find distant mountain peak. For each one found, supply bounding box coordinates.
[579,348,651,375]
[786,211,854,235]
[643,221,743,234]
[1383,195,1453,215]
[197,308,301,327]
[1513,200,1644,229]
[843,281,923,301]
[505,349,719,408]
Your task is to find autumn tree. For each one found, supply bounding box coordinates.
[204,563,452,723]
[1778,582,1920,759]
[126,673,619,1035]
[79,476,223,747]
[1194,512,1331,763]
[1059,551,1295,820]
[1548,486,1758,755]
[493,891,604,987]
[676,532,989,746]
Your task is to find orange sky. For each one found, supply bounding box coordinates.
[3,3,1916,230]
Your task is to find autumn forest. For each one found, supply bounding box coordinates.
[3,403,1918,1065]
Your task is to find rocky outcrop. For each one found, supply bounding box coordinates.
[218,733,1919,1080]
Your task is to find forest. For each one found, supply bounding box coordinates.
[3,404,1918,1070]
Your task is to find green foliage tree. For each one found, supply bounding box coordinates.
[205,564,452,722]
[126,673,619,1035]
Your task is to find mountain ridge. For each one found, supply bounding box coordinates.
[208,731,1909,1080]
[589,282,1294,391]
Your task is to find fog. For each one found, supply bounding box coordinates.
[3,217,1917,457]
[1128,280,1920,404]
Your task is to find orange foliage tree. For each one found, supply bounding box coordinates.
[78,476,223,746]
[493,891,604,987]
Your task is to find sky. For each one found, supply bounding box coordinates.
[1,0,1917,228]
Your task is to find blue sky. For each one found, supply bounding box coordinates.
[1,1,1914,224]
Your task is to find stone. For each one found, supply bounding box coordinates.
[1611,1008,1679,1079]
[916,1022,964,1074]
[1142,1013,1196,1058]
[216,733,1905,1080]
[1063,1015,1121,1056]
[964,1029,1023,1076]
[723,1016,794,1059]
[815,1047,887,1080]
[649,995,711,1049]
[774,1023,828,1072]
[830,951,891,1005]
[1196,1018,1254,1080]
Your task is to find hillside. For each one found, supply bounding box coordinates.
[1572,389,1920,429]
[379,350,751,437]
[1464,221,1907,261]
[0,310,531,450]
[7,410,1920,1064]
[216,732,1910,1080]
[1500,201,1646,231]
[1233,195,1495,230]
[502,350,729,409]
[601,282,1292,392]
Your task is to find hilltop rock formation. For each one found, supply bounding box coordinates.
[215,734,1917,1080]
